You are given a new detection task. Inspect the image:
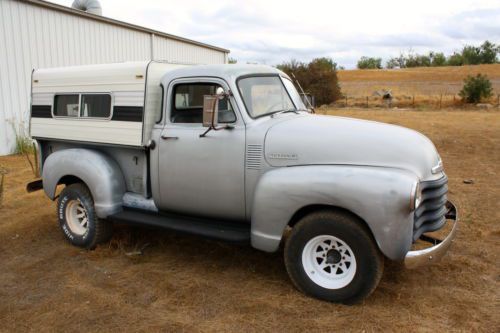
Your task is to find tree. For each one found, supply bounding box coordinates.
[461,45,482,65]
[447,52,463,66]
[405,53,431,67]
[357,56,382,69]
[430,52,447,66]
[386,54,406,69]
[228,57,237,64]
[478,40,499,64]
[277,57,342,106]
[459,74,493,103]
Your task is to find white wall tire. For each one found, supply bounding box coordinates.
[57,183,112,249]
[285,210,384,304]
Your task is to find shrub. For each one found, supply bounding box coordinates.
[357,57,382,69]
[277,57,342,105]
[459,74,493,103]
[14,134,34,155]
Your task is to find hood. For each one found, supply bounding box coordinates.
[264,115,441,180]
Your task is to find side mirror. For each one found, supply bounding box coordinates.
[200,87,231,137]
[203,95,219,128]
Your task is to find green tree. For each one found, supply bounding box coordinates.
[459,74,493,103]
[461,45,482,65]
[277,57,342,105]
[478,40,499,64]
[357,56,382,69]
[386,53,406,69]
[405,53,431,67]
[447,52,463,66]
[430,52,447,66]
[228,57,237,64]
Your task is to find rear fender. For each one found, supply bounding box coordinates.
[42,149,126,218]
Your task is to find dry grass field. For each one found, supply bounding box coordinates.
[1,108,499,332]
[337,64,500,108]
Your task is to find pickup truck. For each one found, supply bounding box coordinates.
[27,61,457,303]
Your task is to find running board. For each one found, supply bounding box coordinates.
[108,208,250,243]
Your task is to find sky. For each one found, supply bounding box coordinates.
[48,0,500,68]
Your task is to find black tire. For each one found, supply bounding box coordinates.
[284,210,384,304]
[57,183,112,249]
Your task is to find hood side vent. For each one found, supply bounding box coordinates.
[246,144,263,170]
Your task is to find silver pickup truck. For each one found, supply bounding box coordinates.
[27,61,457,303]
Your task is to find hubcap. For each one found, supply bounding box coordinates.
[65,199,89,236]
[302,235,357,289]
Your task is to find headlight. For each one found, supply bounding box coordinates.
[410,182,423,211]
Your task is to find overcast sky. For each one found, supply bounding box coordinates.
[49,0,499,68]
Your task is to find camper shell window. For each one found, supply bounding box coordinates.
[53,93,112,119]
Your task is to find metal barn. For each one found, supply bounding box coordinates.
[0,0,229,155]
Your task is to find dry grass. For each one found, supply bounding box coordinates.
[1,109,499,332]
[337,64,500,108]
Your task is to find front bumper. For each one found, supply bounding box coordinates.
[404,200,458,269]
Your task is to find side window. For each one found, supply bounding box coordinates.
[171,83,236,124]
[54,94,79,117]
[80,94,111,118]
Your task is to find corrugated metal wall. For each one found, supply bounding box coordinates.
[0,0,228,155]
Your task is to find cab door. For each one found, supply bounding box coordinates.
[157,78,246,221]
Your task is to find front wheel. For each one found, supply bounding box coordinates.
[57,183,112,249]
[284,210,384,304]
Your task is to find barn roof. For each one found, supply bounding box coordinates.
[19,0,230,53]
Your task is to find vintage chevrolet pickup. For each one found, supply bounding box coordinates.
[27,61,457,303]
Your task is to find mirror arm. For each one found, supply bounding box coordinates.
[199,124,234,138]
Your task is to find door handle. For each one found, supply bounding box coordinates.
[161,135,179,140]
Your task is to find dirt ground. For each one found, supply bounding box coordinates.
[0,109,499,332]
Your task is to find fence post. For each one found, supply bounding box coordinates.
[366,96,369,108]
[439,94,442,109]
[412,95,415,107]
[345,95,348,107]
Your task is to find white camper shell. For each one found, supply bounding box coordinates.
[30,61,186,147]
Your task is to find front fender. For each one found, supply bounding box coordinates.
[42,149,126,218]
[250,165,417,260]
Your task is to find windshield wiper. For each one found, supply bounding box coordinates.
[270,108,299,117]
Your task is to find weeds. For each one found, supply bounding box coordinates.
[0,166,6,207]
[11,124,39,178]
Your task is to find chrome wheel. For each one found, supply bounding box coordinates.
[65,199,89,236]
[302,235,357,289]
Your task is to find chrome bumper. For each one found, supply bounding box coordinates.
[404,200,458,269]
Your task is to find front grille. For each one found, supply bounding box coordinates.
[413,175,448,241]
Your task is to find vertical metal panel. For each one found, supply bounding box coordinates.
[0,0,228,155]
[153,36,227,65]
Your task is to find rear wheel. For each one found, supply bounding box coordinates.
[57,183,112,249]
[284,210,384,304]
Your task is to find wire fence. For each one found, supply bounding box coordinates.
[330,93,500,109]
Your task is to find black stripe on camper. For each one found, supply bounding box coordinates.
[31,105,52,118]
[112,106,143,122]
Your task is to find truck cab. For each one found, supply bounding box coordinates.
[28,61,457,303]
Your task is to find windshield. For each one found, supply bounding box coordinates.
[237,76,296,118]
[282,78,307,110]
